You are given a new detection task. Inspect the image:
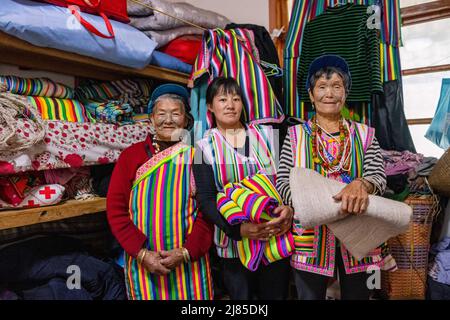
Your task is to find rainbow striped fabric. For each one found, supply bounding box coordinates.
[217,174,294,271]
[189,28,284,137]
[0,75,73,98]
[284,0,403,118]
[126,143,213,300]
[27,97,92,122]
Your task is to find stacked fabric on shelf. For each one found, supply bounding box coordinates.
[75,78,152,115]
[0,0,156,69]
[1,75,93,123]
[127,0,229,48]
[0,76,74,99]
[27,97,93,122]
[0,120,152,174]
[84,100,134,125]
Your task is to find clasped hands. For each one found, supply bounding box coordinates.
[240,205,293,241]
[139,248,186,276]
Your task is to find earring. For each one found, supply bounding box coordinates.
[312,103,315,110]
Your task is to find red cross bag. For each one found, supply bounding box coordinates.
[39,0,129,39]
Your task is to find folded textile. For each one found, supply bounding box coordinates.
[217,173,294,271]
[143,26,204,48]
[289,168,412,260]
[75,79,152,111]
[127,0,229,30]
[0,0,156,69]
[150,51,192,74]
[0,76,74,99]
[160,35,202,65]
[85,100,134,124]
[0,92,46,152]
[27,97,92,123]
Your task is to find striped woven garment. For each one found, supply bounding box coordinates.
[217,173,294,271]
[84,100,134,124]
[283,0,402,118]
[75,79,152,111]
[126,144,213,300]
[0,75,74,99]
[190,28,284,135]
[27,97,92,122]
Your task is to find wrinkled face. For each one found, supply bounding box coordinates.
[309,73,346,116]
[150,98,187,141]
[207,88,244,128]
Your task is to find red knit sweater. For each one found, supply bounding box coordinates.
[106,135,213,260]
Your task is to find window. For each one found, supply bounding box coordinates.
[400,1,450,157]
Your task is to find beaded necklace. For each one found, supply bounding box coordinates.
[311,115,351,171]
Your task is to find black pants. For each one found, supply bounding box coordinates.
[221,258,291,300]
[293,247,370,300]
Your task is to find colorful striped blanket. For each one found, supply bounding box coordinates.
[27,97,92,122]
[217,173,294,271]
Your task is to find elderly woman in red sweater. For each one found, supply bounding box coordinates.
[107,84,214,300]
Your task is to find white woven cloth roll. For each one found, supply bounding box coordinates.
[289,168,412,260]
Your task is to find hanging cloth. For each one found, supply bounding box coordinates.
[189,28,284,139]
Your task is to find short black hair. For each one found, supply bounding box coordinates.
[308,66,350,94]
[206,77,243,104]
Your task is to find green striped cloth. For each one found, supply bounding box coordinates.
[297,4,383,102]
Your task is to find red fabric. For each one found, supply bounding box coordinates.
[106,135,213,260]
[160,36,203,65]
[39,0,129,23]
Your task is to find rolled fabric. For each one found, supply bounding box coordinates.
[0,76,73,99]
[217,173,294,271]
[289,167,412,260]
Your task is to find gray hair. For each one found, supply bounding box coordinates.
[308,66,350,95]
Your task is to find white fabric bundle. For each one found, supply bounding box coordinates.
[289,168,412,260]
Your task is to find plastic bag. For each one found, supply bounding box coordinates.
[425,79,450,150]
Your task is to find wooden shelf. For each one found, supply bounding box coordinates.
[0,31,189,84]
[0,197,106,231]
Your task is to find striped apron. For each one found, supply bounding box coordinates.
[124,142,213,300]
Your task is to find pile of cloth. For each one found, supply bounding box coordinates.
[127,0,230,48]
[382,149,438,200]
[428,236,450,300]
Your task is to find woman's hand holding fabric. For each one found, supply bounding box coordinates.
[266,205,294,237]
[240,222,278,241]
[142,250,171,276]
[159,249,185,270]
[332,179,370,215]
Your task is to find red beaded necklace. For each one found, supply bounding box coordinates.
[311,116,349,170]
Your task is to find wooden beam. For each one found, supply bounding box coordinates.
[0,198,106,231]
[402,64,450,76]
[0,32,189,84]
[407,118,433,125]
[401,0,450,26]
